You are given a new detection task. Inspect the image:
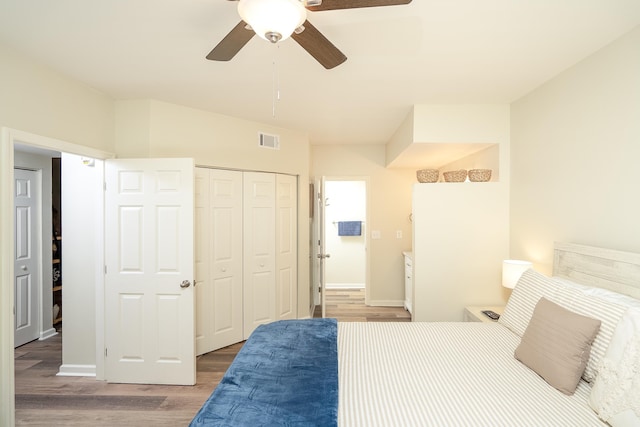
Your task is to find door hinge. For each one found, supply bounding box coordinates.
[104,265,107,274]
[105,348,108,357]
[104,182,107,191]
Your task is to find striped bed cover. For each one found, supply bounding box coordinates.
[338,322,604,426]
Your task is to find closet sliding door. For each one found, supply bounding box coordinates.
[243,172,276,337]
[195,169,243,355]
[195,168,298,355]
[276,174,297,321]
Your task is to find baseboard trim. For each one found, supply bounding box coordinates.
[367,299,404,307]
[39,328,58,341]
[57,364,96,377]
[326,283,365,289]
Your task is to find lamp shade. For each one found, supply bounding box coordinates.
[238,0,307,43]
[502,260,533,289]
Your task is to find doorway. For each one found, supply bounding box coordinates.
[324,180,366,290]
[312,177,369,314]
[13,147,59,346]
[1,128,112,424]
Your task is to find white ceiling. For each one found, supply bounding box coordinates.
[1,0,639,149]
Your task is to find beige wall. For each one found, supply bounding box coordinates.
[115,99,312,316]
[386,109,414,166]
[510,25,640,273]
[311,144,415,304]
[0,43,114,152]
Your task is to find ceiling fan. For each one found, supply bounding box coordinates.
[207,0,413,69]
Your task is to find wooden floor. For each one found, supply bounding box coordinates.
[14,289,409,426]
[313,288,411,322]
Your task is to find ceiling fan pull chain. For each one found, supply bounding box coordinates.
[272,44,281,118]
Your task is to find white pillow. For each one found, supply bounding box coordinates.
[551,285,627,382]
[499,269,562,337]
[589,308,640,426]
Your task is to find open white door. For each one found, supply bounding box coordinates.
[14,168,40,347]
[105,158,195,385]
[315,178,329,318]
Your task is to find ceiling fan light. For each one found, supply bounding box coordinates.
[238,0,307,43]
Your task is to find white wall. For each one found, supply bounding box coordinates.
[60,153,104,375]
[440,145,501,182]
[510,26,640,272]
[412,182,510,321]
[324,180,366,288]
[311,144,415,305]
[413,104,510,144]
[410,104,511,320]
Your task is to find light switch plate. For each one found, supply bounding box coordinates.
[371,230,381,239]
[396,230,402,239]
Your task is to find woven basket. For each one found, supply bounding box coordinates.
[416,169,439,183]
[468,169,492,182]
[443,169,467,182]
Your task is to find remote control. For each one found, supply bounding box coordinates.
[482,310,500,320]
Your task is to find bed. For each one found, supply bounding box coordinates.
[191,242,640,426]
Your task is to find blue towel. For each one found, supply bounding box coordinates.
[338,221,362,236]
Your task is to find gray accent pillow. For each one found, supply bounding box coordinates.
[515,297,601,395]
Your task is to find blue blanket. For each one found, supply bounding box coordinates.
[190,319,338,427]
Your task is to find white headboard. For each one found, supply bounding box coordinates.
[553,242,640,299]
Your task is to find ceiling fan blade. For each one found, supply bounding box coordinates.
[307,0,411,12]
[206,21,254,61]
[292,20,347,69]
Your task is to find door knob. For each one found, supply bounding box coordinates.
[21,265,27,271]
[180,280,191,289]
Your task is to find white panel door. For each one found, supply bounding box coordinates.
[316,178,329,318]
[14,168,40,347]
[194,168,243,355]
[194,168,210,355]
[105,158,195,385]
[275,174,297,321]
[243,172,275,338]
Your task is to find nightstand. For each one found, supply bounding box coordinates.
[463,306,505,323]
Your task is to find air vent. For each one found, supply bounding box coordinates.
[259,132,280,150]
